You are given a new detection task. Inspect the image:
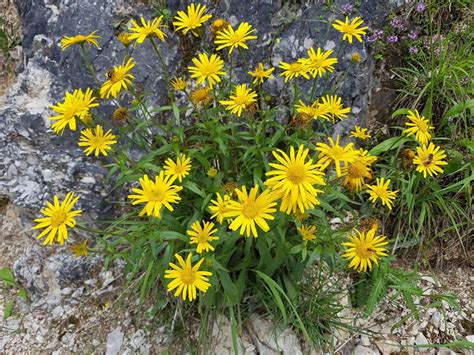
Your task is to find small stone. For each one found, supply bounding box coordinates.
[106,327,124,355]
[415,333,429,348]
[360,335,371,346]
[437,348,456,355]
[465,335,474,342]
[353,345,378,355]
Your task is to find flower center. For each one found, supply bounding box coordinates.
[242,201,258,219]
[287,165,306,184]
[90,136,105,148]
[233,95,249,106]
[149,187,166,202]
[416,120,428,132]
[180,268,196,285]
[355,241,374,258]
[172,165,185,175]
[374,187,388,199]
[201,64,217,76]
[50,210,67,228]
[229,32,245,44]
[290,63,304,73]
[348,161,367,178]
[197,232,210,243]
[110,70,124,83]
[328,146,346,160]
[342,24,356,35]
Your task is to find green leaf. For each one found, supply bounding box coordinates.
[3,300,14,320]
[0,267,16,288]
[370,136,407,156]
[391,108,411,118]
[183,181,207,198]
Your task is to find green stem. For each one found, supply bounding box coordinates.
[309,75,319,102]
[149,38,174,102]
[238,47,249,73]
[80,44,100,84]
[228,53,233,91]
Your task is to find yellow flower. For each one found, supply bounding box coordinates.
[223,185,277,238]
[32,193,82,246]
[209,192,231,223]
[295,100,330,121]
[332,16,368,44]
[248,63,275,84]
[402,109,434,145]
[173,3,212,36]
[413,143,448,178]
[341,228,388,272]
[298,224,317,242]
[164,253,212,301]
[61,31,100,50]
[78,125,117,156]
[366,177,398,210]
[341,149,376,191]
[171,77,188,91]
[49,88,99,135]
[100,58,135,99]
[305,48,338,78]
[207,167,218,177]
[320,95,351,123]
[350,52,362,62]
[116,32,132,46]
[187,220,219,253]
[188,52,225,88]
[190,86,212,106]
[350,126,371,140]
[215,22,257,54]
[127,173,183,218]
[128,16,167,44]
[219,84,258,117]
[278,60,310,82]
[222,182,239,196]
[210,18,230,35]
[163,154,192,182]
[293,209,310,222]
[69,240,88,257]
[265,145,325,214]
[316,135,358,177]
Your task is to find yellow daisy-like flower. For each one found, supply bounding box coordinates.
[127,173,183,218]
[350,126,371,140]
[366,177,398,210]
[305,48,338,78]
[164,253,212,301]
[341,228,388,272]
[223,185,277,238]
[69,240,88,258]
[320,95,351,123]
[402,110,434,145]
[100,58,135,99]
[207,167,218,177]
[61,31,100,50]
[163,154,192,182]
[315,135,358,177]
[210,18,230,35]
[170,77,188,91]
[209,193,231,223]
[341,149,376,192]
[49,88,99,135]
[219,84,258,117]
[188,52,225,88]
[265,145,326,214]
[413,143,448,178]
[332,16,368,44]
[173,3,212,36]
[116,32,132,46]
[78,125,117,156]
[215,22,257,54]
[190,86,212,106]
[278,60,310,82]
[32,192,82,246]
[350,52,362,63]
[295,100,330,121]
[298,224,317,242]
[187,220,219,253]
[248,63,275,85]
[128,16,167,44]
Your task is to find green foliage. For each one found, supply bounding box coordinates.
[0,16,19,55]
[0,266,27,320]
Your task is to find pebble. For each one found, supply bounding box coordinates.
[106,327,124,355]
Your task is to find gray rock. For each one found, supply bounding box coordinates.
[106,327,124,355]
[415,332,429,348]
[247,314,302,355]
[210,314,256,355]
[352,345,379,355]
